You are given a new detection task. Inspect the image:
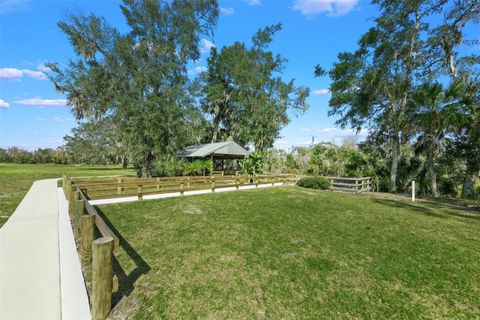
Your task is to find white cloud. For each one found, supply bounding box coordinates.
[0,99,10,108]
[312,88,330,95]
[37,63,51,72]
[301,128,311,132]
[0,67,47,80]
[275,140,289,145]
[15,98,67,107]
[318,127,369,137]
[189,66,208,75]
[200,39,215,53]
[220,7,235,15]
[293,0,359,17]
[52,116,74,122]
[243,0,261,5]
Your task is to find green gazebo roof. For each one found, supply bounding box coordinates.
[177,141,249,159]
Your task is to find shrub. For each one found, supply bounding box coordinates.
[297,176,331,190]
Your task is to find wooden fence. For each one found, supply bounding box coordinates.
[62,173,299,320]
[70,174,299,201]
[324,176,372,194]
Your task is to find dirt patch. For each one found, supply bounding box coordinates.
[184,204,203,215]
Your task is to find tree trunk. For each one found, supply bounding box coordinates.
[389,133,400,193]
[461,167,478,199]
[121,156,128,169]
[426,150,438,197]
[141,152,154,178]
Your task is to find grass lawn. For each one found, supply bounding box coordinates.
[0,163,135,226]
[99,187,480,319]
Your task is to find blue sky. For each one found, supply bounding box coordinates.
[0,0,453,151]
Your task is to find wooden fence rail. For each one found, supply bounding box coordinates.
[324,176,372,194]
[71,174,300,201]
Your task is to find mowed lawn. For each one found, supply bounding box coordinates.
[99,187,480,319]
[0,163,134,226]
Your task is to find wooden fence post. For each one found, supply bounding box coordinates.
[80,214,95,266]
[156,178,160,191]
[62,175,67,193]
[235,177,239,190]
[75,198,85,234]
[117,178,122,195]
[92,237,114,320]
[255,176,258,188]
[211,176,215,192]
[138,185,143,200]
[180,181,184,196]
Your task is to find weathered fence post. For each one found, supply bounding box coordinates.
[117,178,122,195]
[255,176,258,188]
[62,175,67,193]
[92,237,114,320]
[211,176,216,192]
[180,181,184,196]
[412,181,416,202]
[75,196,85,234]
[138,185,143,200]
[156,178,160,191]
[235,177,239,190]
[80,214,95,266]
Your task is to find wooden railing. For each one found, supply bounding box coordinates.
[63,176,119,320]
[324,176,372,194]
[63,173,299,320]
[70,174,299,201]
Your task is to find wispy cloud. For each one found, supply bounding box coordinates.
[0,67,47,80]
[293,0,359,17]
[243,0,261,5]
[318,127,368,137]
[200,39,215,53]
[15,98,67,107]
[312,88,330,95]
[220,7,235,15]
[301,128,311,132]
[52,116,74,122]
[0,99,10,108]
[275,140,289,145]
[189,66,208,75]
[37,63,51,72]
[0,0,30,14]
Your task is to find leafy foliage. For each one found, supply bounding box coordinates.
[201,23,309,149]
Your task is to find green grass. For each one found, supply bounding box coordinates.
[99,187,480,319]
[0,163,134,226]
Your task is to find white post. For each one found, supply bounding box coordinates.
[412,181,415,202]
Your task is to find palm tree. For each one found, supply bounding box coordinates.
[409,81,464,197]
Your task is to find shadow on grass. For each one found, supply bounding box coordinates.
[95,206,151,306]
[373,198,480,221]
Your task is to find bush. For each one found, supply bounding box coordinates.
[296,176,331,190]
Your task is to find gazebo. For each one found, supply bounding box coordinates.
[177,140,249,174]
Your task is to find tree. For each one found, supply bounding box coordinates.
[201,24,309,150]
[409,81,465,197]
[49,0,219,176]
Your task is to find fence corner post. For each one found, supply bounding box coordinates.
[92,237,114,320]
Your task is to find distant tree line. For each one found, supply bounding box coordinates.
[0,147,67,164]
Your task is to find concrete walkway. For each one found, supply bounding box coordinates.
[0,179,90,320]
[0,179,61,319]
